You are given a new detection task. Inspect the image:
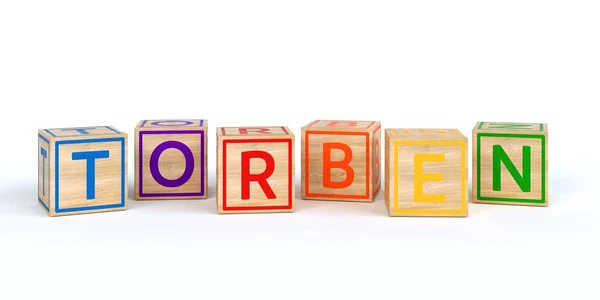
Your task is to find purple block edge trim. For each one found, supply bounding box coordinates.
[140,120,205,127]
[138,130,206,197]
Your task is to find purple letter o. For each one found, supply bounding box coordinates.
[149,141,194,187]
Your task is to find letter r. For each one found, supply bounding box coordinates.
[241,151,276,199]
[238,128,272,135]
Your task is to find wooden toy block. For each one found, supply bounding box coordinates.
[472,122,548,207]
[37,126,128,217]
[217,127,295,214]
[301,120,381,202]
[134,120,208,200]
[384,129,468,217]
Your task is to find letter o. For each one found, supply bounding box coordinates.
[150,141,194,187]
[151,120,194,126]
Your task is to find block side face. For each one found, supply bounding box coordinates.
[54,136,127,215]
[219,126,291,136]
[303,130,371,201]
[386,129,467,141]
[136,129,207,199]
[137,119,207,130]
[384,133,393,206]
[220,138,294,213]
[305,120,380,131]
[476,122,547,134]
[475,132,547,206]
[371,126,382,198]
[391,140,468,217]
[38,134,52,213]
[217,136,224,212]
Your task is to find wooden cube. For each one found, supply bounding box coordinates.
[37,126,128,217]
[301,120,381,202]
[217,127,295,214]
[384,129,468,217]
[134,119,208,200]
[472,122,548,207]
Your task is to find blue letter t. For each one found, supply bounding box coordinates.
[72,150,110,200]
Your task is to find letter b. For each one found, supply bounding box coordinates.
[323,142,355,189]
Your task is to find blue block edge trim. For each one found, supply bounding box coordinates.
[38,197,50,212]
[38,133,50,144]
[44,126,122,137]
[55,137,126,213]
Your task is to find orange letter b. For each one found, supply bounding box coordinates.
[323,143,354,189]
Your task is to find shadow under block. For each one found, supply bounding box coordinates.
[37,126,128,217]
[134,119,208,200]
[217,127,295,214]
[301,120,381,202]
[384,129,468,217]
[472,122,548,207]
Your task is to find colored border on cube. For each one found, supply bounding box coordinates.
[304,130,371,199]
[38,134,50,212]
[476,133,546,204]
[140,120,205,127]
[220,127,290,135]
[393,140,467,215]
[55,137,126,213]
[138,130,206,197]
[44,126,121,137]
[478,122,544,131]
[222,138,293,211]
[306,120,377,129]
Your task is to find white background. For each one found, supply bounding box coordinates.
[1,1,599,299]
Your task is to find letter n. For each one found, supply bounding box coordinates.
[492,145,531,192]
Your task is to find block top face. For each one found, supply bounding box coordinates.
[40,126,124,139]
[475,122,547,133]
[385,129,467,141]
[219,126,292,137]
[136,119,207,129]
[303,120,380,132]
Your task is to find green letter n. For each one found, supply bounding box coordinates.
[492,145,531,192]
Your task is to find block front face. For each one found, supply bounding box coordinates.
[38,134,51,212]
[55,137,126,214]
[221,127,290,136]
[475,132,547,205]
[220,138,293,212]
[306,120,378,130]
[304,131,371,201]
[139,120,205,128]
[391,141,467,216]
[44,126,122,137]
[137,130,206,199]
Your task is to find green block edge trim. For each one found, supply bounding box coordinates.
[476,132,546,204]
[478,122,544,132]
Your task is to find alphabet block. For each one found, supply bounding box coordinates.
[472,122,548,206]
[301,120,381,202]
[217,127,295,214]
[134,120,208,200]
[384,129,468,217]
[37,126,128,216]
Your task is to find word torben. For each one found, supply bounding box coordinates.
[36,120,548,217]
